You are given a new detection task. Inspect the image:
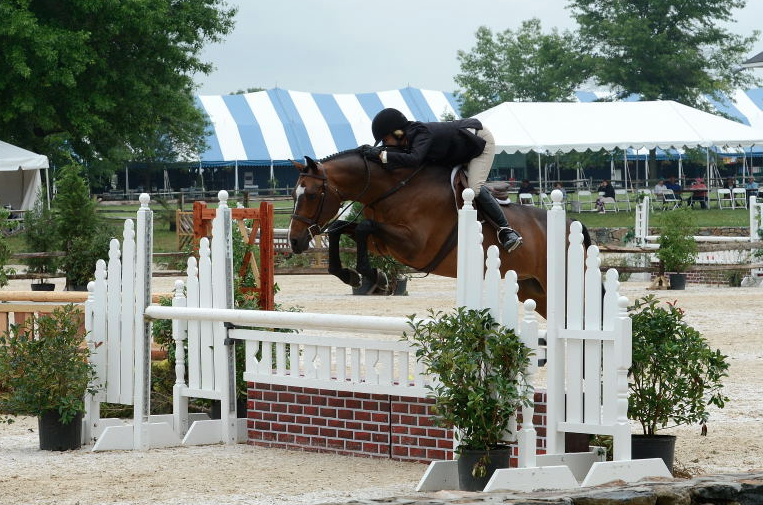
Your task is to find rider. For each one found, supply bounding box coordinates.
[365,108,522,252]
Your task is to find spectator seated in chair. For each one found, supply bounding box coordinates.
[665,176,683,205]
[518,179,537,195]
[595,179,616,213]
[653,179,668,200]
[745,176,759,200]
[687,178,708,209]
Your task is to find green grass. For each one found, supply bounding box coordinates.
[572,208,750,228]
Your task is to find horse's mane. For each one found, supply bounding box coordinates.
[319,147,363,163]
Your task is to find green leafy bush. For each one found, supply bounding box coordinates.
[23,190,59,282]
[405,308,532,453]
[0,305,98,424]
[0,208,16,287]
[628,295,729,435]
[655,208,698,273]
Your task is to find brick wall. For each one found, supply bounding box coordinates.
[247,382,547,464]
[651,269,750,285]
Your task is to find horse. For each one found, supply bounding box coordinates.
[288,147,589,319]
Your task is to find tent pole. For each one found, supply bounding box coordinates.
[234,160,239,192]
[537,152,542,192]
[678,156,683,185]
[125,164,129,197]
[45,167,51,210]
[706,148,710,188]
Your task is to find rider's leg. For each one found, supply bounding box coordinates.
[467,127,522,252]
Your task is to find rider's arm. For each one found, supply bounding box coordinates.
[384,127,433,168]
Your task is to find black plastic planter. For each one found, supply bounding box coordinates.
[352,277,408,296]
[31,283,55,291]
[457,446,511,492]
[668,273,686,290]
[631,434,676,473]
[38,410,82,451]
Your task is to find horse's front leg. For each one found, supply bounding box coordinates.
[326,220,362,287]
[352,219,387,289]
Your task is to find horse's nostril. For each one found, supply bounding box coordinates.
[290,238,301,252]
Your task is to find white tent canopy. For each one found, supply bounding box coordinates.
[0,140,49,211]
[475,100,763,154]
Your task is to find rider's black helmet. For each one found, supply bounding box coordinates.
[372,108,409,144]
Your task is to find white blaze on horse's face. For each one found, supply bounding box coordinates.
[287,183,307,244]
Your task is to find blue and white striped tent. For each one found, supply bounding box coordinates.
[196,87,460,164]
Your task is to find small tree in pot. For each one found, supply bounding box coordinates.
[655,209,697,290]
[23,190,59,290]
[0,208,16,288]
[628,295,729,471]
[406,308,532,491]
[0,305,99,450]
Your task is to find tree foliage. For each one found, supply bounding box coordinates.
[455,19,591,117]
[0,0,236,167]
[569,0,760,107]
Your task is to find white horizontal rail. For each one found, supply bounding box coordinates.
[145,305,419,334]
[229,329,415,351]
[643,235,752,243]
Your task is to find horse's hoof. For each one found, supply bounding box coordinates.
[346,268,362,288]
[373,270,389,293]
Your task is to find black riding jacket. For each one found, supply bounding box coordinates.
[384,118,486,169]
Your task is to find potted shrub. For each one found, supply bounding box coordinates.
[0,305,98,450]
[53,163,110,290]
[406,308,533,491]
[23,191,59,291]
[628,295,729,472]
[655,208,697,290]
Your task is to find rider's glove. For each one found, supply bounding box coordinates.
[359,145,384,163]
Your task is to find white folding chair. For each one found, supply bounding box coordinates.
[661,189,681,210]
[614,189,631,211]
[717,188,733,209]
[539,192,553,210]
[518,193,535,206]
[732,188,748,209]
[575,191,597,212]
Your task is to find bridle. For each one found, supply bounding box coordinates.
[290,157,372,240]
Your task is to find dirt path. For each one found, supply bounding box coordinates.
[1,275,761,504]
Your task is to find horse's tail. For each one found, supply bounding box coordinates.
[575,220,592,249]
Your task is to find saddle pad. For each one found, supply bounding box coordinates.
[450,167,512,207]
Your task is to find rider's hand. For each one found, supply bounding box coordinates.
[360,145,383,162]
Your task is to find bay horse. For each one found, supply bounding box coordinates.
[288,148,588,318]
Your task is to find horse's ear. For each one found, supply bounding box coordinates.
[291,160,306,171]
[304,156,319,173]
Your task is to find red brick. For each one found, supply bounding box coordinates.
[296,394,311,404]
[345,399,362,409]
[248,410,262,420]
[354,411,371,421]
[373,433,389,443]
[419,437,436,448]
[389,395,401,402]
[392,425,408,434]
[258,383,272,391]
[400,415,416,425]
[510,457,518,468]
[254,421,270,431]
[437,439,453,449]
[361,423,379,432]
[409,427,427,436]
[534,403,547,414]
[390,414,400,423]
[262,431,276,441]
[345,421,361,430]
[370,393,387,401]
[391,435,399,444]
[392,446,408,457]
[277,433,294,443]
[409,447,426,459]
[355,392,372,399]
[311,396,328,406]
[303,387,320,395]
[337,409,353,420]
[320,428,337,437]
[294,435,310,445]
[250,390,263,400]
[354,431,371,441]
[303,406,319,416]
[337,429,353,439]
[371,413,388,423]
[319,408,337,417]
[271,423,286,432]
[327,419,344,428]
[287,404,303,415]
[416,416,433,427]
[263,391,278,401]
[327,397,345,407]
[295,415,310,424]
[303,426,319,435]
[254,401,271,411]
[311,417,327,426]
[270,403,286,414]
[319,389,338,397]
[426,449,446,460]
[327,438,344,449]
[287,424,303,434]
[278,414,295,423]
[247,420,254,429]
[400,435,417,445]
[535,427,546,437]
[278,392,296,403]
[427,428,446,438]
[345,441,362,451]
[409,404,427,415]
[391,403,409,413]
[338,390,355,398]
[247,382,256,388]
[271,384,288,392]
[262,412,277,421]
[311,436,327,446]
[363,443,380,453]
[288,386,304,393]
[363,401,380,411]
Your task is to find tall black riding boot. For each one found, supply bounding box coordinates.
[475,186,523,252]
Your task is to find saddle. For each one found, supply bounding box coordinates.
[451,168,512,208]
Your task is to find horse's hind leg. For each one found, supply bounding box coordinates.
[354,219,388,290]
[326,220,361,287]
[517,278,547,320]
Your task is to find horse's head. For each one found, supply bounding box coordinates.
[288,156,343,254]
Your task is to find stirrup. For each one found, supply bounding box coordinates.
[498,227,523,253]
